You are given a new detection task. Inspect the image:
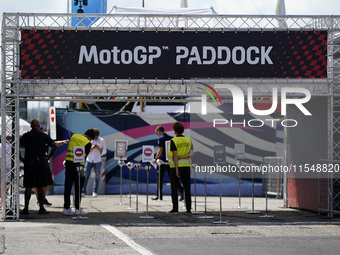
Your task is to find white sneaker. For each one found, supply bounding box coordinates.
[63,208,74,216]
[92,192,98,197]
[75,209,87,215]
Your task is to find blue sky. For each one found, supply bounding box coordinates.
[1,0,340,16]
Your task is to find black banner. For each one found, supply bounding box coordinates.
[20,30,327,79]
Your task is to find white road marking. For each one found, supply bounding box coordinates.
[101,224,154,255]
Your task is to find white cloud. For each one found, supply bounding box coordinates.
[1,1,67,13]
[215,0,340,15]
[287,0,339,15]
[215,0,276,15]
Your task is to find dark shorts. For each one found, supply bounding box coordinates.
[23,160,49,188]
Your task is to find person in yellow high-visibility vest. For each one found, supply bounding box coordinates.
[63,129,95,216]
[168,122,193,215]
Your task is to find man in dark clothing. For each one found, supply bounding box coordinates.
[152,125,183,201]
[20,119,57,215]
[34,126,69,207]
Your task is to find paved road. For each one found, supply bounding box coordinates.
[0,195,339,254]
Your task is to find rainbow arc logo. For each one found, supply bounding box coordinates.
[196,82,223,115]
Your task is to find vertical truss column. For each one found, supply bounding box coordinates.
[330,22,340,216]
[1,14,21,220]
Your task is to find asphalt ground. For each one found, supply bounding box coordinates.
[0,194,340,255]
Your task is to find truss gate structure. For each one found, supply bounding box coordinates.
[2,13,340,220]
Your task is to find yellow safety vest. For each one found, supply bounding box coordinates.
[168,136,191,168]
[65,134,90,165]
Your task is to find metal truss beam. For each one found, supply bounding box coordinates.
[2,13,340,220]
[3,13,340,31]
[328,24,340,217]
[12,78,331,99]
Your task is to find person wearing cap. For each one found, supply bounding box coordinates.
[20,119,57,215]
[63,129,95,216]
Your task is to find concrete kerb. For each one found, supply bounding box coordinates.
[10,194,340,226]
